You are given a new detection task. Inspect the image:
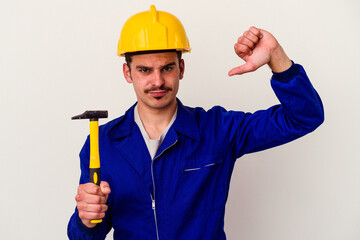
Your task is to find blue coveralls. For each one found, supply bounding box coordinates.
[68,63,324,239]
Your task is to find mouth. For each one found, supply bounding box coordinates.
[145,87,172,98]
[149,90,168,98]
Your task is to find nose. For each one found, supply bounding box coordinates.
[152,70,164,87]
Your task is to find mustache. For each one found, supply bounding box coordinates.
[144,86,172,93]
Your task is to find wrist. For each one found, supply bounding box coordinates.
[82,220,97,228]
[268,45,292,73]
[76,213,100,235]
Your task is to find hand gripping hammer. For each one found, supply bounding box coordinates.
[72,110,108,224]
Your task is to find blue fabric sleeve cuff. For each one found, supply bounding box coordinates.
[271,61,300,83]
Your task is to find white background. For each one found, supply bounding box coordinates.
[1,0,359,239]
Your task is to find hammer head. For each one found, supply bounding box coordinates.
[72,110,108,121]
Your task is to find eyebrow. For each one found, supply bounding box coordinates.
[135,65,150,70]
[162,62,176,68]
[135,62,176,70]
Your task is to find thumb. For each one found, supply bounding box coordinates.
[100,181,111,195]
[228,62,255,76]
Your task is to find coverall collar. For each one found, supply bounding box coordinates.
[107,99,200,141]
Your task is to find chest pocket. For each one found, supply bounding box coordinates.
[179,153,226,217]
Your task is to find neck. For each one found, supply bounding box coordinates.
[137,100,177,140]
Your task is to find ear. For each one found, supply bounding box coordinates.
[123,63,132,83]
[179,59,185,80]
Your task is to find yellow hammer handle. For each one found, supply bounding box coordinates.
[89,120,102,224]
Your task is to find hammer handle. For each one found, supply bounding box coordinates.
[90,168,101,186]
[89,120,103,224]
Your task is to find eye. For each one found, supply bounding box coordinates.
[138,67,150,73]
[162,66,173,72]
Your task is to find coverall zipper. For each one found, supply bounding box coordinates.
[150,193,159,240]
[150,160,160,240]
[150,139,178,240]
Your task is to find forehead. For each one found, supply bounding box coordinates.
[130,52,179,67]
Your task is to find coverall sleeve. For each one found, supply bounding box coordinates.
[67,137,112,240]
[227,62,324,159]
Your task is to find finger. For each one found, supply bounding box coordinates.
[237,36,255,50]
[243,28,261,45]
[100,181,111,195]
[234,43,253,58]
[249,26,263,39]
[78,210,106,221]
[228,62,256,76]
[77,201,108,213]
[76,192,108,204]
[78,183,106,196]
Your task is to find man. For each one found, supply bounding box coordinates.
[68,5,324,240]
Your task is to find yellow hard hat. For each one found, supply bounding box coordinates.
[117,5,191,56]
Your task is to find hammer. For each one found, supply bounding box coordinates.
[72,110,108,224]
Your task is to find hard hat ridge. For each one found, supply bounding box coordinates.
[150,5,158,23]
[117,5,191,56]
